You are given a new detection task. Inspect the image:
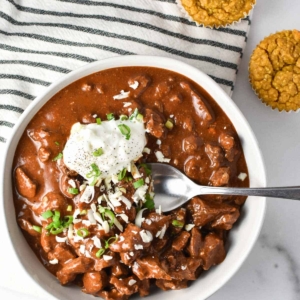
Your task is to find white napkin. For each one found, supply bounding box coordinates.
[0,0,251,143]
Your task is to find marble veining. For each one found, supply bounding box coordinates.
[259,234,300,296]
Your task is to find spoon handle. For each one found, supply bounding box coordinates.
[196,186,300,200]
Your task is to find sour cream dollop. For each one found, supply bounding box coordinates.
[63,119,146,179]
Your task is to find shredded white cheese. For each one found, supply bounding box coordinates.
[49,259,59,265]
[140,230,153,243]
[68,179,76,188]
[156,205,162,215]
[156,224,167,239]
[82,220,91,227]
[238,172,248,181]
[131,163,142,179]
[118,236,125,242]
[79,183,86,192]
[132,184,148,203]
[120,196,132,209]
[123,102,132,107]
[87,209,97,225]
[94,212,104,225]
[128,279,137,286]
[85,251,92,258]
[143,147,151,154]
[68,224,74,239]
[118,213,129,223]
[155,151,171,163]
[134,244,143,250]
[129,81,139,90]
[79,186,95,203]
[91,236,101,248]
[113,90,130,100]
[103,221,110,233]
[103,255,113,261]
[185,224,195,231]
[79,245,86,254]
[135,208,147,227]
[90,203,96,212]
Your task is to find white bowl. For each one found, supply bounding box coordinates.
[1,56,266,300]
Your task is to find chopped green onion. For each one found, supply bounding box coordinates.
[80,210,87,215]
[45,223,54,230]
[139,163,151,176]
[98,206,106,214]
[52,152,63,161]
[172,220,184,228]
[98,206,106,218]
[133,178,144,189]
[96,117,102,125]
[96,248,105,258]
[90,177,98,186]
[120,115,128,121]
[165,119,174,130]
[55,141,60,146]
[77,228,89,238]
[129,108,139,120]
[50,226,64,235]
[143,194,155,210]
[93,148,104,157]
[118,168,127,181]
[32,225,42,233]
[118,124,131,140]
[104,236,118,249]
[107,113,115,120]
[104,210,115,226]
[136,113,143,122]
[42,209,73,235]
[42,210,53,219]
[63,216,73,227]
[52,211,60,225]
[68,187,79,195]
[86,163,101,178]
[125,176,133,182]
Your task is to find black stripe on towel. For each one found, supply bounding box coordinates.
[57,0,248,38]
[0,59,71,73]
[7,0,243,54]
[0,12,238,70]
[0,104,24,114]
[0,136,7,143]
[0,120,14,128]
[0,89,35,100]
[0,74,50,86]
[0,43,95,63]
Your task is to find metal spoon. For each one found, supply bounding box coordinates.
[148,163,300,212]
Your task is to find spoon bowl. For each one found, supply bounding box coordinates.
[149,163,300,212]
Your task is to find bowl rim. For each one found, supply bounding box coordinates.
[0,55,266,300]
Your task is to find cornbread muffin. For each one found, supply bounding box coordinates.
[249,30,300,112]
[178,0,255,27]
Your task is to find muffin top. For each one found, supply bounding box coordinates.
[249,30,300,112]
[179,0,255,27]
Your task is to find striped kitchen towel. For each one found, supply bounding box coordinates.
[0,0,252,144]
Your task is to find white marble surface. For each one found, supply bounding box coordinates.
[1,0,300,299]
